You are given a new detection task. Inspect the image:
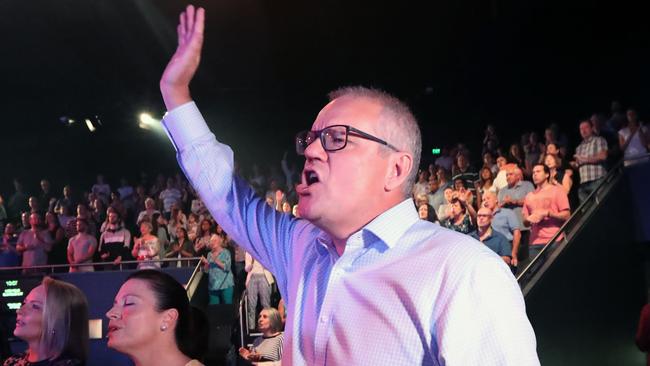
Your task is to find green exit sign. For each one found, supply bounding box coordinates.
[431,148,441,155]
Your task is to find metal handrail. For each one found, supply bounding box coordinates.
[0,257,203,273]
[516,152,650,295]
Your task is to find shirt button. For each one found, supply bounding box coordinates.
[320,315,328,323]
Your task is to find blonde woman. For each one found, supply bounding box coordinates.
[4,277,88,365]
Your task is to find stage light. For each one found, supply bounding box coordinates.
[85,119,96,132]
[59,116,75,126]
[138,112,161,131]
[139,113,153,124]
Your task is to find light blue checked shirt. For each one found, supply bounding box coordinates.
[163,102,539,366]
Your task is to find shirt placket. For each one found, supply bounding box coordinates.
[312,235,364,366]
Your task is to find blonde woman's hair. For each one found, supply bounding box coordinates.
[40,277,89,362]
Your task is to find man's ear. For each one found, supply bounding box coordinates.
[385,152,414,192]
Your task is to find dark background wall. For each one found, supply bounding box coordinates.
[1,0,649,196]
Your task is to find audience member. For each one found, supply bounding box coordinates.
[166,227,195,267]
[245,251,275,330]
[45,212,67,269]
[523,164,571,260]
[39,179,57,213]
[7,180,29,222]
[451,154,478,192]
[436,187,455,222]
[491,157,510,194]
[137,198,160,225]
[0,223,20,268]
[619,108,649,166]
[470,207,512,266]
[106,270,207,366]
[524,132,545,177]
[67,218,97,273]
[160,178,183,220]
[441,198,476,234]
[474,166,494,205]
[412,170,430,197]
[418,203,438,223]
[508,143,525,169]
[55,185,76,218]
[98,210,132,269]
[239,308,284,364]
[4,277,89,365]
[482,191,521,266]
[201,232,235,305]
[193,219,213,257]
[544,153,573,194]
[132,221,161,270]
[91,174,111,205]
[16,213,53,274]
[571,120,608,203]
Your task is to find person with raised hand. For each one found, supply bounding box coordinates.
[158,5,538,365]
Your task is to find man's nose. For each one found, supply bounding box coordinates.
[303,136,327,161]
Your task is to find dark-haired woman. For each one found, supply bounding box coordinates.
[106,270,207,366]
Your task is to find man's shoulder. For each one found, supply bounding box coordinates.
[408,223,492,261]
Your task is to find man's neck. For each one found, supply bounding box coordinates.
[478,226,491,238]
[326,197,407,257]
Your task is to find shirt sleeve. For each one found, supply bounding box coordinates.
[596,136,608,152]
[507,210,521,231]
[434,254,539,365]
[162,101,311,292]
[555,187,570,213]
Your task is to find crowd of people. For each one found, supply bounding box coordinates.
[412,104,647,271]
[0,100,646,298]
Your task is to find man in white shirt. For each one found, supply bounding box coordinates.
[157,6,538,365]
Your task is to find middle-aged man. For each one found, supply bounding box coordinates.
[570,120,608,203]
[483,191,521,266]
[470,207,513,266]
[158,5,538,365]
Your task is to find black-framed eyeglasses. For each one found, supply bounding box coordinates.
[295,124,399,155]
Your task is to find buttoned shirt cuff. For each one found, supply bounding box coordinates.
[162,101,212,152]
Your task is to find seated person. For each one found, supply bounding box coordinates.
[239,307,284,364]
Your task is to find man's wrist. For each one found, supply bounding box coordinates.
[161,86,192,111]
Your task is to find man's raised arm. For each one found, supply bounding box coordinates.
[157,6,309,292]
[160,5,205,110]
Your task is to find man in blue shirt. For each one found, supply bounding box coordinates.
[482,191,521,266]
[470,207,513,265]
[158,5,538,365]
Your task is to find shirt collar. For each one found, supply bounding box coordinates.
[361,198,420,249]
[315,198,420,256]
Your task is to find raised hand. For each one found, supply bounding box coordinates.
[160,5,206,110]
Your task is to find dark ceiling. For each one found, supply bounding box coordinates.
[1,0,648,192]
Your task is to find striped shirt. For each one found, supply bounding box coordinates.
[162,102,539,366]
[252,332,284,362]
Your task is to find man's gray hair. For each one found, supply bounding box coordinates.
[328,86,422,196]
